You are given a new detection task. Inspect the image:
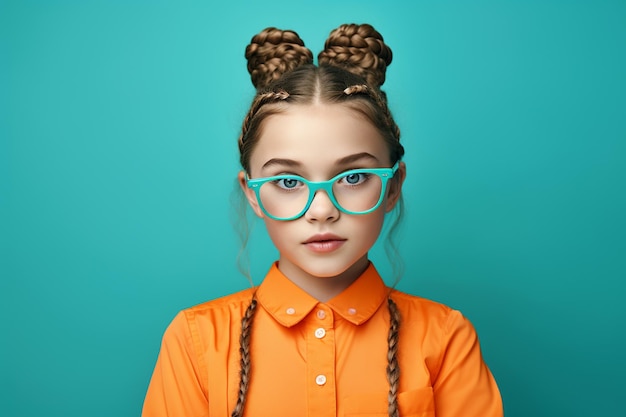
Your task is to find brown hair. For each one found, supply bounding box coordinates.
[238,23,403,171]
[231,24,404,417]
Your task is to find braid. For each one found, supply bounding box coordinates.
[230,295,401,417]
[245,27,313,90]
[240,27,313,172]
[386,297,401,417]
[343,84,403,157]
[366,86,401,143]
[319,23,392,88]
[322,23,401,160]
[238,90,289,148]
[234,24,406,417]
[231,297,258,417]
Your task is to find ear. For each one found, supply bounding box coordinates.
[238,170,265,218]
[385,161,406,212]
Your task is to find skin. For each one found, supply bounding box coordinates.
[239,103,406,302]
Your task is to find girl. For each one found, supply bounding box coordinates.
[142,23,503,417]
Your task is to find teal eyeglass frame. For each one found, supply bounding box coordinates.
[246,161,400,221]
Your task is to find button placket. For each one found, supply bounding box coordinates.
[306,306,336,413]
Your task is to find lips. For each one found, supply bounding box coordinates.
[303,233,346,253]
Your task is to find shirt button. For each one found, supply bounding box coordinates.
[316,310,326,319]
[314,328,326,339]
[315,375,327,386]
[348,308,357,315]
[286,307,296,315]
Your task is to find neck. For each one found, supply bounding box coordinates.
[278,257,370,302]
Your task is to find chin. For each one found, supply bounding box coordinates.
[303,257,368,279]
[281,257,348,278]
[304,266,351,279]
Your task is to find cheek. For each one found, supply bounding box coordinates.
[262,219,294,248]
[352,211,386,240]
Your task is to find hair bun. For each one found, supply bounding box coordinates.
[245,27,314,90]
[318,23,392,88]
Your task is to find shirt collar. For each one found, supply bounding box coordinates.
[256,262,389,327]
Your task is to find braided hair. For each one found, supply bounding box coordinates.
[232,24,404,417]
[238,23,403,172]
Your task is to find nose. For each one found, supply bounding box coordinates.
[304,190,339,222]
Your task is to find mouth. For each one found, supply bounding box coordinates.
[303,234,346,253]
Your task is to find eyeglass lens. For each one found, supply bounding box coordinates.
[258,172,383,219]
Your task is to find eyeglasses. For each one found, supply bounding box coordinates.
[246,162,399,221]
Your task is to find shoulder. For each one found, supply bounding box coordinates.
[163,287,257,338]
[389,291,483,370]
[389,289,472,333]
[390,290,454,317]
[182,287,257,323]
[185,287,257,314]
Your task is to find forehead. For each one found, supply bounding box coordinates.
[249,103,390,174]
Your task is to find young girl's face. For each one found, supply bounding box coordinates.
[240,103,405,283]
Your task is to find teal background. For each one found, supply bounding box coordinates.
[2,0,625,416]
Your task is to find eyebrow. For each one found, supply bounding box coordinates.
[261,158,302,170]
[336,152,380,165]
[261,152,380,170]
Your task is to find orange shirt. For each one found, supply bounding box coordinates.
[142,263,503,417]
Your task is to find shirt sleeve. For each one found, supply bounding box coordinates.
[432,310,503,417]
[142,311,209,417]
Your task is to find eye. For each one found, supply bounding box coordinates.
[274,177,303,190]
[340,172,369,185]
